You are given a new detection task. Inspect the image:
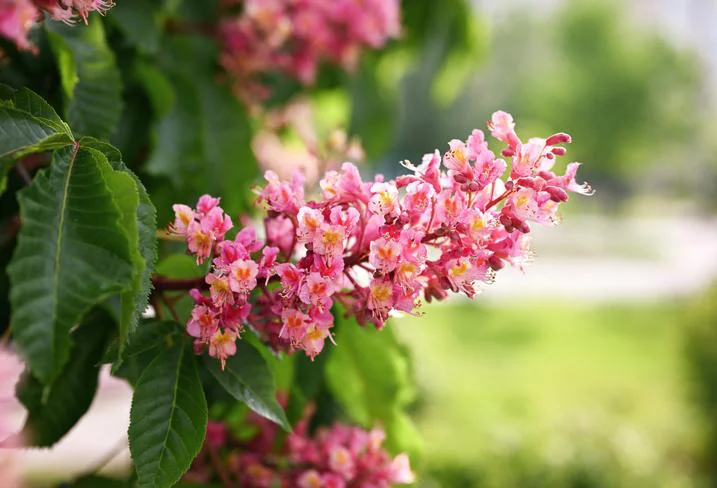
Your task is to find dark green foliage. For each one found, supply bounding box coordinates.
[129,338,208,488]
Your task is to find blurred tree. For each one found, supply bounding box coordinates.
[431,0,703,203]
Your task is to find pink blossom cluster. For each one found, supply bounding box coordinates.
[0,0,113,52]
[171,111,592,367]
[185,406,413,488]
[219,0,400,104]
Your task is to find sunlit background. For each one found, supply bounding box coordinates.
[6,0,717,486]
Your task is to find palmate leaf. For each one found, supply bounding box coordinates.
[80,138,158,357]
[203,341,290,431]
[46,17,123,139]
[16,312,114,447]
[129,338,207,488]
[8,146,134,383]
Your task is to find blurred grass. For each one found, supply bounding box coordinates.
[394,300,700,486]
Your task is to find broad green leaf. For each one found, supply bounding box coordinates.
[0,107,72,159]
[111,321,180,385]
[80,138,158,356]
[8,146,134,383]
[325,316,421,456]
[203,341,290,431]
[16,315,113,447]
[0,85,72,135]
[46,17,123,139]
[129,339,207,488]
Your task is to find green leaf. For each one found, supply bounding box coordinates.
[110,0,162,54]
[80,138,158,357]
[46,17,123,139]
[0,107,73,159]
[8,146,134,383]
[111,321,180,385]
[129,339,207,488]
[145,36,257,216]
[203,341,290,431]
[16,314,113,447]
[0,86,73,171]
[1,85,72,135]
[325,316,421,456]
[155,254,204,279]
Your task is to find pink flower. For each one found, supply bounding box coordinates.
[297,470,322,488]
[301,324,329,360]
[389,453,415,484]
[368,181,400,217]
[259,246,280,279]
[187,305,219,342]
[265,215,294,256]
[0,0,39,52]
[403,181,435,217]
[445,257,486,297]
[329,206,360,234]
[187,220,213,264]
[229,259,258,295]
[200,207,233,240]
[296,206,324,243]
[369,236,402,273]
[313,223,345,260]
[171,204,195,235]
[299,272,334,310]
[277,263,303,300]
[280,308,309,344]
[328,445,356,480]
[206,273,234,308]
[209,329,237,370]
[368,278,393,326]
[196,194,220,215]
[488,110,519,147]
[234,226,264,253]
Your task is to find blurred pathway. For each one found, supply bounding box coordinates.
[480,216,717,303]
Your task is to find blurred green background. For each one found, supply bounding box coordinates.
[379,0,717,486]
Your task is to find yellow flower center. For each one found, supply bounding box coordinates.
[371,283,392,302]
[449,261,469,278]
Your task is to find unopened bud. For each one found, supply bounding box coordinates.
[546,186,569,202]
[551,146,566,157]
[514,219,531,234]
[499,214,513,228]
[453,173,468,184]
[488,254,504,270]
[516,177,536,189]
[546,132,572,146]
[501,147,515,157]
[504,180,514,190]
